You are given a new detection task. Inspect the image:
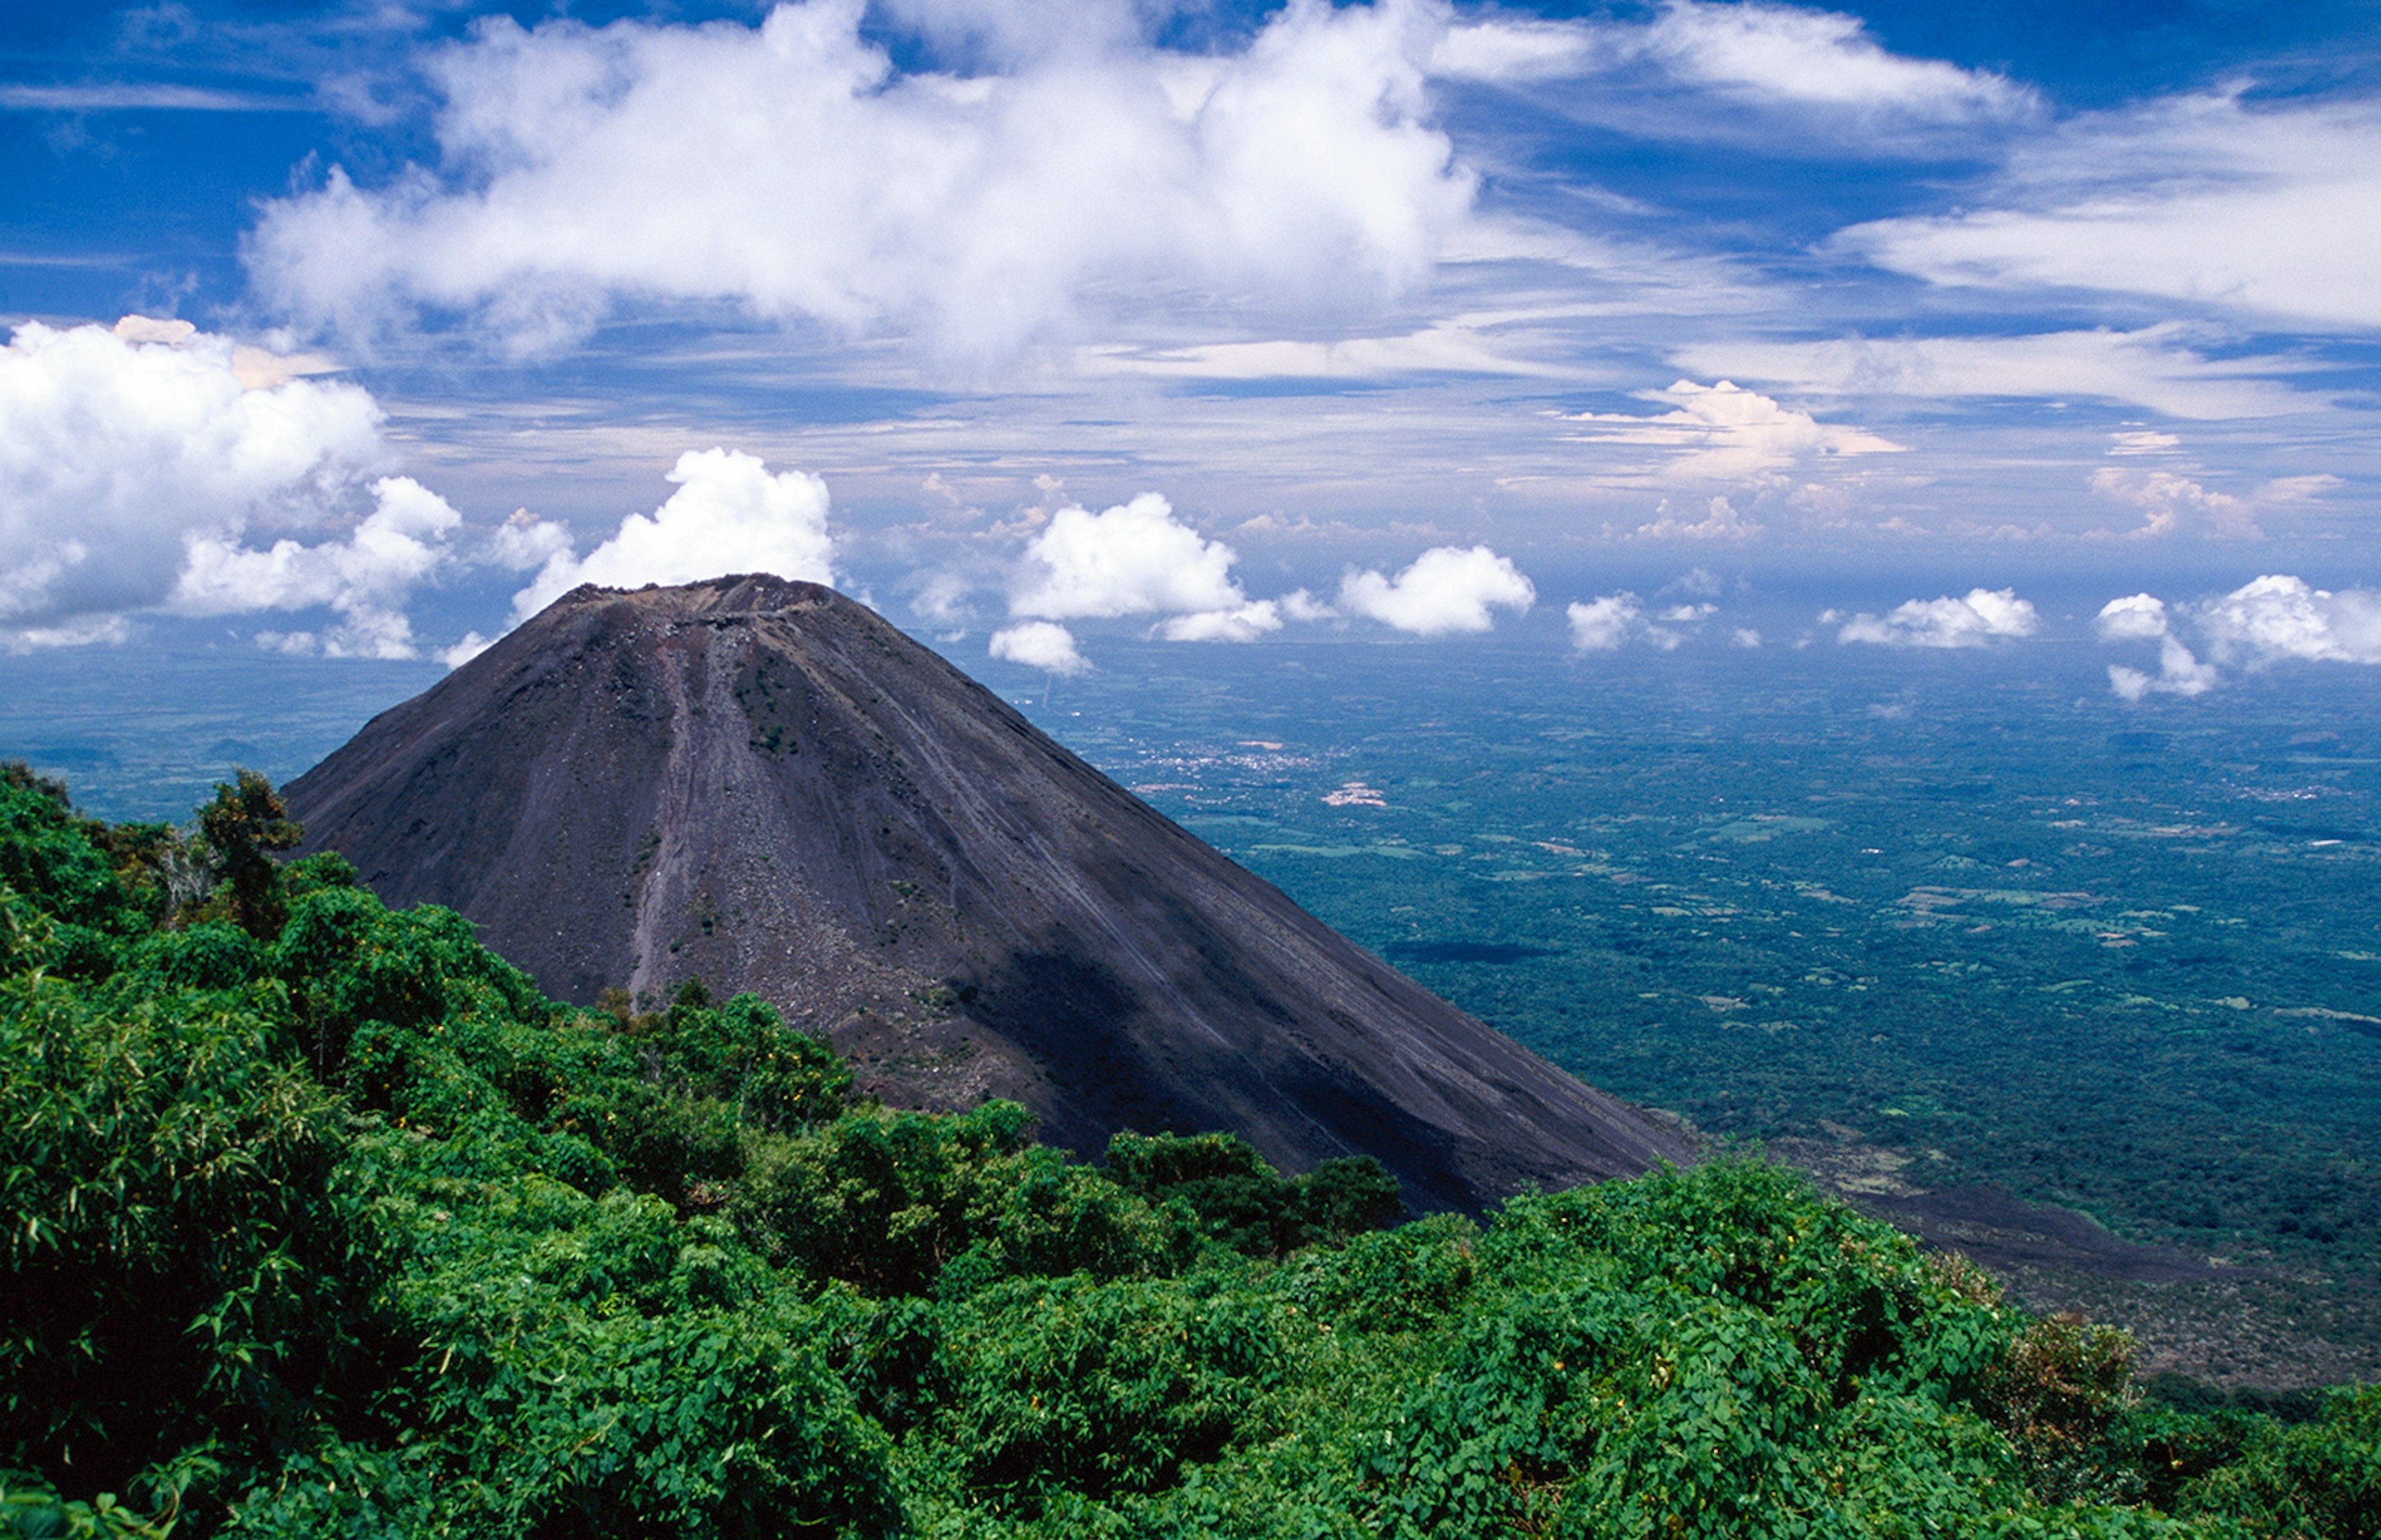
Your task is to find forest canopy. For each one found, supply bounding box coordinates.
[1,762,2374,1538]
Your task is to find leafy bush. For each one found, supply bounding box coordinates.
[1105,1131,1401,1257]
[0,765,129,932]
[739,1100,1194,1296]
[2179,1383,2381,1538]
[935,1275,1280,1511]
[1979,1311,2145,1504]
[0,954,358,1495]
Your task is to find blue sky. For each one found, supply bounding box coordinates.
[4,0,2380,691]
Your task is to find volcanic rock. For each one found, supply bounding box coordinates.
[286,575,1688,1210]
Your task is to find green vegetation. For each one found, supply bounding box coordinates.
[2,763,2375,1537]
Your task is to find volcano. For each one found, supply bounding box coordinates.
[285,575,1688,1210]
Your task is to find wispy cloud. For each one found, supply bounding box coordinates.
[0,82,318,112]
[1631,0,2034,122]
[1840,93,2381,330]
[1634,495,1762,541]
[1074,319,1571,381]
[1432,0,2033,128]
[1672,325,2320,421]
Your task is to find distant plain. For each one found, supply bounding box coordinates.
[983,628,2381,1389]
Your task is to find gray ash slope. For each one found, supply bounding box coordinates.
[286,575,1687,1210]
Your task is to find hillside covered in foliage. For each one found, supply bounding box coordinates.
[2,764,2375,1538]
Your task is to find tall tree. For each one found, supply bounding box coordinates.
[197,770,301,939]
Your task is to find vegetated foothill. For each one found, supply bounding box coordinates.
[4,763,2379,1536]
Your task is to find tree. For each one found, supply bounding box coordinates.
[196,770,301,939]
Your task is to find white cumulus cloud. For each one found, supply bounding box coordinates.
[1567,593,1644,651]
[249,0,1479,360]
[2199,575,2381,667]
[1339,545,1534,635]
[2108,637,2220,701]
[2094,595,2219,701]
[0,317,387,637]
[989,619,1089,675]
[1838,587,2039,648]
[2094,579,2381,700]
[2095,593,2173,644]
[1155,601,1284,643]
[512,448,834,622]
[1011,492,1247,621]
[1000,491,1309,660]
[1566,590,1706,650]
[172,476,464,659]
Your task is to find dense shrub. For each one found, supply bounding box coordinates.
[935,1274,1280,1510]
[1,768,2371,1537]
[0,939,360,1496]
[1106,1131,1402,1257]
[2178,1383,2381,1538]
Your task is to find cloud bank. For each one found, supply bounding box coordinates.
[2093,576,2381,702]
[2199,575,2381,668]
[250,0,1481,359]
[174,476,468,660]
[0,318,388,641]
